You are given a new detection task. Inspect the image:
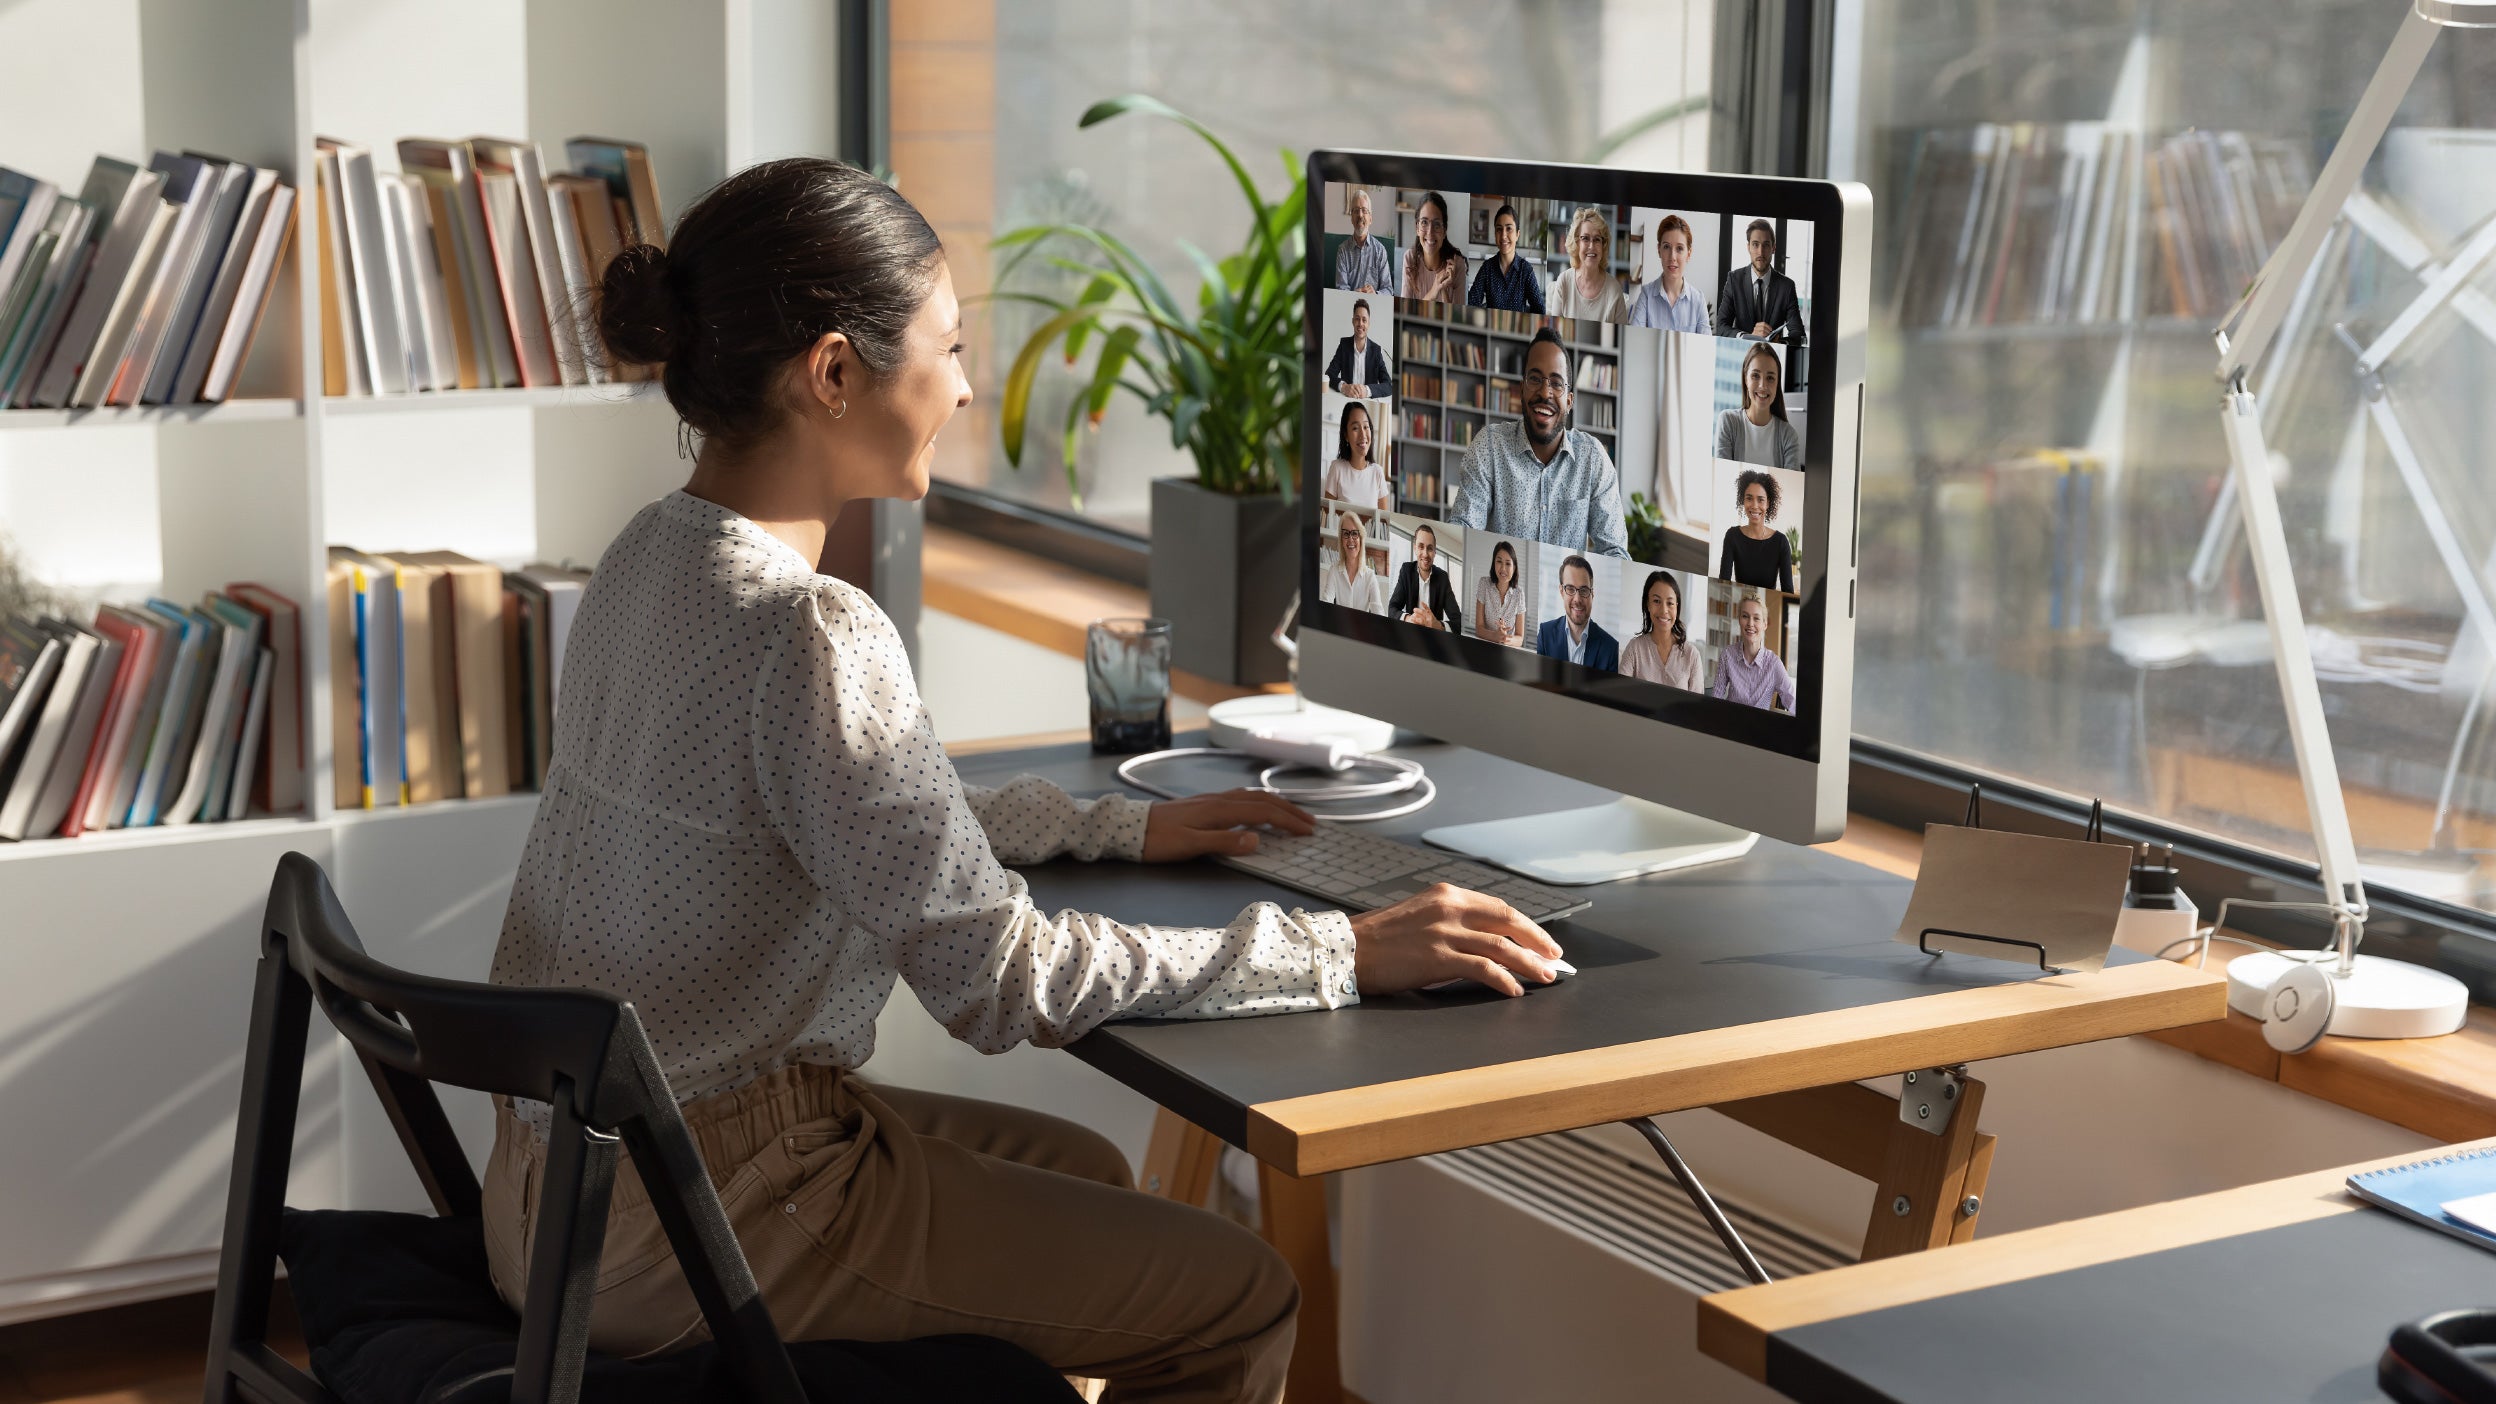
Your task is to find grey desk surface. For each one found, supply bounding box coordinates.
[955,736,2144,1149]
[1764,1209,2490,1403]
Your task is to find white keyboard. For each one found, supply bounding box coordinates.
[1221,825,1593,923]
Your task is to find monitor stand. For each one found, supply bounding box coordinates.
[1422,796,1759,886]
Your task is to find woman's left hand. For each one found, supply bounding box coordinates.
[1142,788,1316,862]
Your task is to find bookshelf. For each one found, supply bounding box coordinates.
[0,0,842,1325]
[1392,299,1624,519]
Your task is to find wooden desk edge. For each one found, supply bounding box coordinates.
[1694,1135,2496,1384]
[1245,959,2225,1176]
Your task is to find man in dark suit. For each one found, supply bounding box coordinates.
[1386,522,1461,631]
[1716,219,1803,344]
[1324,297,1392,399]
[1535,553,1619,670]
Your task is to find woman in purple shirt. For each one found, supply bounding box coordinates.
[1709,591,1795,711]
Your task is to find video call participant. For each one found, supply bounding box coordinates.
[1537,553,1619,671]
[1620,570,1703,690]
[1474,538,1526,647]
[1402,191,1468,305]
[1320,511,1383,612]
[1452,327,1628,557]
[1711,591,1795,712]
[1467,202,1544,312]
[1718,217,1802,342]
[1547,206,1627,323]
[1321,401,1391,512]
[1325,297,1391,400]
[1333,187,1398,294]
[1717,469,1795,592]
[1627,213,1708,332]
[1386,522,1462,631]
[1715,341,1802,470]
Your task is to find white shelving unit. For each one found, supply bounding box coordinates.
[0,0,846,1324]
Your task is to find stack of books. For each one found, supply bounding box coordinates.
[317,136,664,395]
[0,587,302,841]
[0,153,297,409]
[325,550,589,810]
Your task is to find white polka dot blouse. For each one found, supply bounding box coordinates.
[490,492,1359,1124]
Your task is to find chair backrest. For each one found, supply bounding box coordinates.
[204,851,807,1404]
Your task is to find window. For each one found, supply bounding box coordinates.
[1832,1,2496,919]
[892,0,1715,537]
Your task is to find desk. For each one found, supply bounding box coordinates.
[949,735,2226,1402]
[1700,1137,2496,1402]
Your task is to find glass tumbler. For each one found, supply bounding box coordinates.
[1087,617,1173,753]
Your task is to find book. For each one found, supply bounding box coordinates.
[565,137,665,250]
[63,195,177,407]
[196,183,296,403]
[130,600,217,826]
[0,198,95,403]
[368,552,455,802]
[538,172,604,384]
[0,224,63,384]
[26,162,166,407]
[398,139,518,388]
[103,151,220,405]
[513,564,589,721]
[24,624,122,838]
[472,165,558,387]
[194,597,265,822]
[64,606,154,838]
[322,138,409,394]
[398,164,478,389]
[471,138,575,385]
[0,620,101,840]
[339,550,408,808]
[223,648,274,822]
[99,608,179,828]
[0,171,59,308]
[314,146,364,396]
[396,550,508,798]
[166,166,278,404]
[135,155,256,403]
[222,584,302,814]
[383,176,454,392]
[500,585,527,791]
[2348,1146,2496,1256]
[0,620,66,803]
[325,551,360,807]
[164,594,260,825]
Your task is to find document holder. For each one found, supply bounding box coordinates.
[1894,784,2133,975]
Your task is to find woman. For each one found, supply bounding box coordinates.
[1619,570,1703,690]
[1717,469,1796,593]
[1466,202,1544,312]
[1320,510,1383,613]
[481,158,1562,1402]
[1321,400,1390,512]
[1401,190,1467,306]
[1473,538,1526,647]
[1714,340,1802,469]
[1546,206,1627,323]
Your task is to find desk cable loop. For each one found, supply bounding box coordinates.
[1113,749,1437,823]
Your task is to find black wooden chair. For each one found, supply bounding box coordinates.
[203,851,1081,1404]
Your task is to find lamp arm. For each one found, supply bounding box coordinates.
[2215,5,2442,382]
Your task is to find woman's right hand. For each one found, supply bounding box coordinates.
[1348,884,1564,996]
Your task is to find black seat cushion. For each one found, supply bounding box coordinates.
[279,1208,1082,1404]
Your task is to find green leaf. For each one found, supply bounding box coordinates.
[999,303,1098,468]
[1085,325,1143,425]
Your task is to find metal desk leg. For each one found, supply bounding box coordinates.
[1628,1118,1773,1286]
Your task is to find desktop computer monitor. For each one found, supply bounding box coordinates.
[1298,152,1869,879]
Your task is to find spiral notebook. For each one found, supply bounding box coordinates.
[2348,1145,2496,1255]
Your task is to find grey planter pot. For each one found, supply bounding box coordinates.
[1148,477,1295,687]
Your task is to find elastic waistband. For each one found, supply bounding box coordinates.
[500,1062,852,1211]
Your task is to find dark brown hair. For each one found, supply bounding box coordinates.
[1638,570,1686,645]
[1736,468,1782,519]
[598,157,944,448]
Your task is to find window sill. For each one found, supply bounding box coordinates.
[920,530,2496,1145]
[922,526,1283,706]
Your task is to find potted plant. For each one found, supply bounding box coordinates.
[993,95,1302,686]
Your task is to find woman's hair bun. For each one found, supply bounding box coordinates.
[597,243,683,367]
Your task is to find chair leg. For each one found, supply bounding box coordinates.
[512,1093,619,1404]
[203,950,312,1404]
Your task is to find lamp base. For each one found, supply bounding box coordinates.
[2225,949,2469,1040]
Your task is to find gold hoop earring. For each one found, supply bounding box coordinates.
[830,399,847,420]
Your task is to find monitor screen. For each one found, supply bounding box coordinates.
[1302,156,1852,765]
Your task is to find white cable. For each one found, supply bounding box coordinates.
[1114,748,1437,822]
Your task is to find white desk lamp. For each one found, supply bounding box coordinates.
[2210,0,2491,1040]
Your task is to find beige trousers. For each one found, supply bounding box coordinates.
[482,1064,1298,1404]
